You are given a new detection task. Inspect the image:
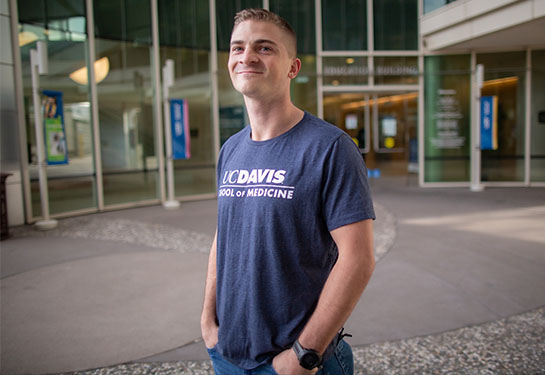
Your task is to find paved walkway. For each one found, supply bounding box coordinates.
[1,176,544,375]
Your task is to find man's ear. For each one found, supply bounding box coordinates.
[288,58,302,79]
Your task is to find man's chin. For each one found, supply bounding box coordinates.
[234,85,264,98]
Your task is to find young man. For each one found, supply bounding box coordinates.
[201,8,375,375]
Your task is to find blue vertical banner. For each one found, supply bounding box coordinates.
[42,90,69,164]
[170,99,191,160]
[480,96,498,150]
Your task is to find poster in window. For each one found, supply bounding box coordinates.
[170,99,191,160]
[43,90,69,165]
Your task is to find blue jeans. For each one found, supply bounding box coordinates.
[207,340,354,375]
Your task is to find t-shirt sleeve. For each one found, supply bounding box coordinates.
[321,133,376,232]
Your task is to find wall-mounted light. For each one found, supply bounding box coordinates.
[341,92,419,110]
[69,57,110,85]
[19,31,38,46]
[482,76,518,88]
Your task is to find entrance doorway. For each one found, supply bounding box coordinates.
[323,92,418,175]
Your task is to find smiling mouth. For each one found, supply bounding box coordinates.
[236,71,263,74]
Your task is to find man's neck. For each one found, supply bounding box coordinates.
[244,97,304,141]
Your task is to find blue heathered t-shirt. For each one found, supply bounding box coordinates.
[215,112,375,370]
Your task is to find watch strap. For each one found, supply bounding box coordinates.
[292,340,323,370]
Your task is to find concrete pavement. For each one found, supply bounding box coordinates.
[1,176,544,374]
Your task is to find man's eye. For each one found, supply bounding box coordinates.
[231,47,243,52]
[259,46,272,52]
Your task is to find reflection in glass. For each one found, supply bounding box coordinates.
[69,57,110,85]
[18,0,96,216]
[94,0,158,205]
[478,52,526,182]
[424,55,471,182]
[158,0,215,197]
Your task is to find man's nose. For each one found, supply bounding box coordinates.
[240,48,258,65]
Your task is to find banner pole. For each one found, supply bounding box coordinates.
[471,62,484,192]
[30,43,57,230]
[162,60,179,209]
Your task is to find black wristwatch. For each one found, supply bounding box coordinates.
[292,340,323,370]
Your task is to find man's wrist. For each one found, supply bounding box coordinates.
[292,340,323,370]
[296,334,328,357]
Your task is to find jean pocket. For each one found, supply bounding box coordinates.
[206,343,218,353]
[334,340,354,375]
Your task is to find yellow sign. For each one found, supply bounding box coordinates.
[352,137,359,147]
[385,137,395,149]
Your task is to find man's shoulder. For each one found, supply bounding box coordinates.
[298,112,348,144]
[222,126,250,149]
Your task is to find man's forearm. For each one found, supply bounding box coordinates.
[201,232,218,326]
[297,219,375,354]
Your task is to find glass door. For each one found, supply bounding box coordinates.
[323,93,371,153]
[323,91,418,175]
[477,52,526,182]
[18,0,97,217]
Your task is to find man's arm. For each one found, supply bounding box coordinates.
[273,219,375,374]
[201,231,219,349]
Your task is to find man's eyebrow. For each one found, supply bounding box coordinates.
[230,39,278,46]
[254,39,278,46]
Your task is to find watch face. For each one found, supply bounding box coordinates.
[301,352,321,369]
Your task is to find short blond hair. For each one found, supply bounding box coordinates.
[233,8,297,56]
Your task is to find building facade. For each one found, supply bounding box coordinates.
[1,0,544,226]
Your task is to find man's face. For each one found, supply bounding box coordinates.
[228,20,300,100]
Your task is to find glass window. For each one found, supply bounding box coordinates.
[424,55,471,183]
[158,0,215,197]
[374,0,418,51]
[374,56,419,85]
[322,0,367,51]
[94,0,152,44]
[18,1,86,33]
[477,51,526,182]
[324,93,368,149]
[272,0,317,115]
[94,0,158,206]
[423,0,459,14]
[323,56,368,86]
[531,49,545,182]
[272,0,315,55]
[159,0,210,50]
[18,0,96,216]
